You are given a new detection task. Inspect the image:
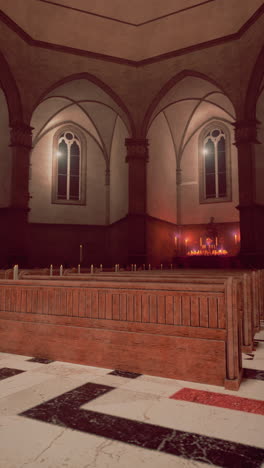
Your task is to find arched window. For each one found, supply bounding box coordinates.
[52,127,86,205]
[199,123,231,203]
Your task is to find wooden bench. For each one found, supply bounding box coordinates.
[0,276,242,389]
[21,268,260,353]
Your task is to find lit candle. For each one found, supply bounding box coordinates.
[115,264,118,272]
[170,263,173,269]
[234,234,237,245]
[77,264,80,274]
[100,264,103,272]
[50,264,53,276]
[143,264,145,270]
[174,236,177,247]
[13,264,18,280]
[60,265,63,276]
[134,264,137,271]
[148,264,151,270]
[160,264,163,270]
[215,237,218,246]
[90,264,94,274]
[200,237,202,247]
[79,244,83,263]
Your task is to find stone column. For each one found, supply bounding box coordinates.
[5,122,33,266]
[10,122,33,208]
[125,138,148,264]
[234,120,264,266]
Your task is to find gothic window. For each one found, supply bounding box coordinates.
[52,127,86,205]
[199,124,232,203]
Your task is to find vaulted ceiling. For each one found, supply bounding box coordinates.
[0,0,263,61]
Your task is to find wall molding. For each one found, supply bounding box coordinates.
[0,4,263,67]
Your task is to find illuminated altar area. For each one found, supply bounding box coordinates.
[172,218,240,268]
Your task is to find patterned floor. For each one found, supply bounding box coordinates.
[0,329,263,468]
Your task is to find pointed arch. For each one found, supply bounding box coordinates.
[32,72,135,136]
[0,50,23,125]
[141,70,235,137]
[245,45,264,120]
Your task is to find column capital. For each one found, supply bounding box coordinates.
[233,120,260,146]
[10,122,33,149]
[125,138,149,162]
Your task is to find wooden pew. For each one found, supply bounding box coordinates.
[20,269,259,353]
[0,276,242,389]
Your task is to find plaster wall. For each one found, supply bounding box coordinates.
[29,129,106,225]
[110,116,129,223]
[0,89,12,207]
[147,112,177,224]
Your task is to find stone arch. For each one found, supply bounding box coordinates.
[0,50,23,125]
[32,72,135,137]
[142,70,236,138]
[245,45,264,120]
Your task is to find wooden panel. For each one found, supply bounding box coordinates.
[31,289,38,314]
[112,294,120,321]
[15,288,22,312]
[98,291,106,319]
[105,292,113,320]
[199,296,209,327]
[182,295,191,326]
[85,290,92,318]
[157,295,165,324]
[0,310,227,340]
[59,289,67,316]
[208,296,218,328]
[165,296,174,324]
[0,318,227,387]
[190,296,199,327]
[218,296,226,329]
[173,295,182,325]
[141,294,149,323]
[91,291,99,319]
[72,289,80,317]
[42,289,49,315]
[66,289,73,316]
[120,294,127,321]
[149,295,157,323]
[134,295,142,322]
[127,294,134,322]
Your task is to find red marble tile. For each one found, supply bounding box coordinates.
[170,388,264,415]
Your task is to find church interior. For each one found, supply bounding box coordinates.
[0,1,264,467]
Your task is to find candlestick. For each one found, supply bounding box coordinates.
[60,265,63,276]
[50,264,53,276]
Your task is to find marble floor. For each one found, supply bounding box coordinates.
[0,330,264,468]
